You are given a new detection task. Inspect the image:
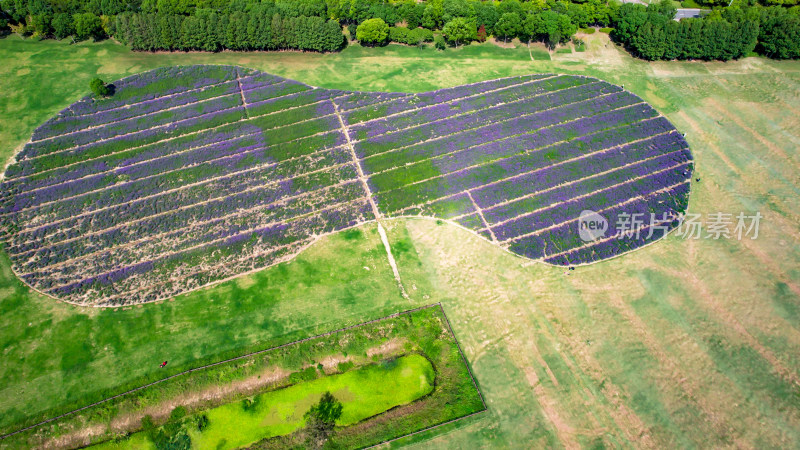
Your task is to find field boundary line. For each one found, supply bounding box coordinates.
[0,303,450,441]
[363,303,488,449]
[236,68,249,119]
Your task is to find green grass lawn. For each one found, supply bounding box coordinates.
[1,33,799,448]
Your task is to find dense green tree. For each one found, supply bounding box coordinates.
[442,16,474,46]
[356,16,388,45]
[28,12,52,36]
[524,10,575,48]
[421,0,443,29]
[89,77,110,97]
[52,11,73,38]
[473,0,498,34]
[73,12,102,40]
[612,3,648,43]
[398,0,424,28]
[494,11,520,41]
[758,6,800,58]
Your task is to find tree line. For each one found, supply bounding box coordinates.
[0,0,798,60]
[614,0,800,60]
[114,6,344,51]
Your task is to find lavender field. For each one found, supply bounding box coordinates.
[0,65,691,306]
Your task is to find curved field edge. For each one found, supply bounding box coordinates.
[1,64,692,306]
[0,35,798,448]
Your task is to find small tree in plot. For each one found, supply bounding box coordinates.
[356,18,389,46]
[90,78,111,97]
[477,24,487,42]
[303,391,343,450]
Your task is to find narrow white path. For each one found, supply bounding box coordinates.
[467,191,497,242]
[333,101,409,300]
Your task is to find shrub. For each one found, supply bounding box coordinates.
[196,414,209,431]
[389,26,433,45]
[434,34,446,50]
[599,27,614,34]
[356,17,389,46]
[581,27,596,34]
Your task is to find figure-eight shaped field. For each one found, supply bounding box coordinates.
[0,65,692,306]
